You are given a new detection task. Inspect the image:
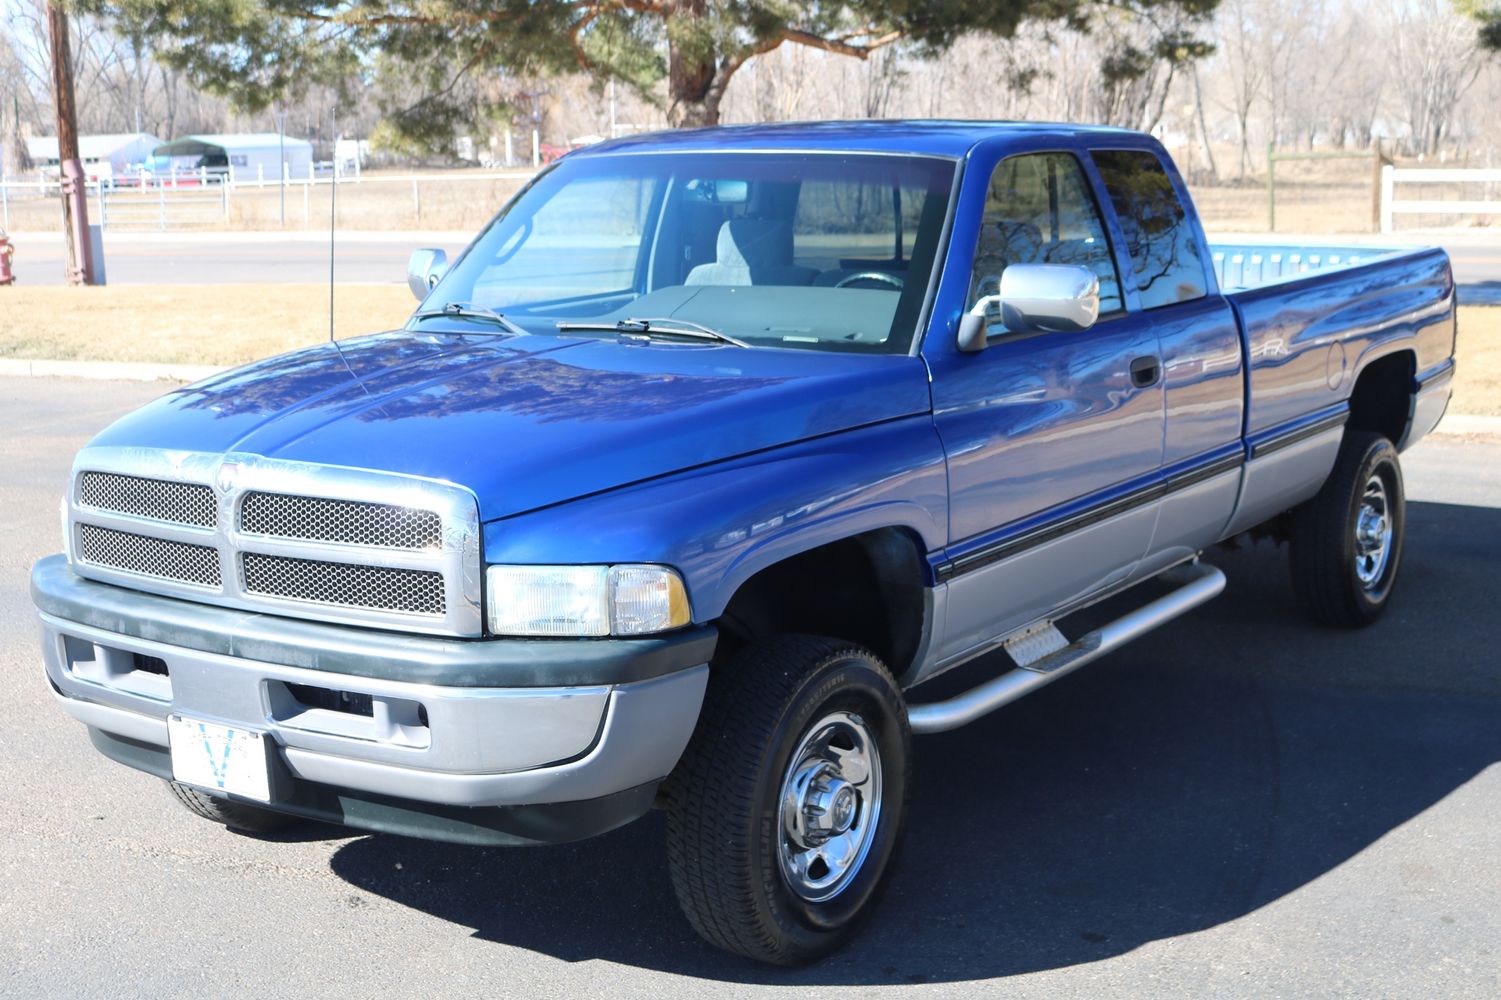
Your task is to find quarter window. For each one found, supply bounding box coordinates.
[970,152,1124,332]
[1092,150,1208,309]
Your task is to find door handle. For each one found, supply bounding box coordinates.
[1129,355,1161,388]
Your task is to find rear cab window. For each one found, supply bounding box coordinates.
[1091,149,1208,309]
[969,152,1124,336]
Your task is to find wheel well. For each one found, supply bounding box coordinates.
[713,528,929,679]
[1347,351,1414,445]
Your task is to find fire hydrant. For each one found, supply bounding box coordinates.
[0,230,14,286]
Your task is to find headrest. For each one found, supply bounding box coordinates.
[716,219,794,270]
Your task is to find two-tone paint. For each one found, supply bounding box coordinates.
[68,122,1455,692]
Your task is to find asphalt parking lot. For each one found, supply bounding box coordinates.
[3,375,1499,999]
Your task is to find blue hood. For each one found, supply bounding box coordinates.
[90,332,933,520]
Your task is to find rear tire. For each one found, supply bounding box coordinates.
[166,780,301,834]
[664,635,910,965]
[1288,430,1405,628]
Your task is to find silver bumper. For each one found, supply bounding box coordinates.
[39,608,708,810]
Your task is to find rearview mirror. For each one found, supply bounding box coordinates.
[957,263,1101,353]
[407,248,449,301]
[685,178,749,204]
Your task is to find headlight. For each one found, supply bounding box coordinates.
[486,564,691,637]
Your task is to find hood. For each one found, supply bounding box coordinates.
[89,331,933,519]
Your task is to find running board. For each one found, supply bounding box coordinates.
[907,562,1227,734]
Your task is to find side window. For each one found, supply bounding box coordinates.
[971,152,1124,332]
[1092,150,1207,310]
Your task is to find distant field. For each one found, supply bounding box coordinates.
[1,284,1495,416]
[6,157,1496,236]
[1,168,534,233]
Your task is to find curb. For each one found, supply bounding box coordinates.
[0,358,226,382]
[1431,413,1501,437]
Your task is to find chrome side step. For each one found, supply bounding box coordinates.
[907,562,1227,734]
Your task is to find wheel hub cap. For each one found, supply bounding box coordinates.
[777,711,883,903]
[1354,474,1394,590]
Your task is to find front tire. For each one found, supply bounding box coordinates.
[664,635,911,965]
[1288,430,1405,628]
[166,780,302,834]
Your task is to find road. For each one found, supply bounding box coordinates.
[3,376,1500,998]
[10,231,1501,303]
[14,231,469,287]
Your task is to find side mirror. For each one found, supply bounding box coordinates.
[956,263,1101,353]
[407,248,449,301]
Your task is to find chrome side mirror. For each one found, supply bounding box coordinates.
[957,263,1101,353]
[407,248,449,301]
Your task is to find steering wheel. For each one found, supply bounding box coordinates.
[834,271,905,290]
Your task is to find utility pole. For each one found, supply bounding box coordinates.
[47,2,95,285]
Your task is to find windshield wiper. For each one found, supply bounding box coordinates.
[412,301,528,335]
[555,317,750,348]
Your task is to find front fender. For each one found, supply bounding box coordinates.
[480,415,948,621]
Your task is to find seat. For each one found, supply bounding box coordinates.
[685,219,818,287]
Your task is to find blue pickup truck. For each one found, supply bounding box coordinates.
[33,121,1455,963]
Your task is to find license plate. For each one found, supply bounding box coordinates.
[167,716,272,802]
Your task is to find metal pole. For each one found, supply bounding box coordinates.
[1380,164,1395,235]
[1266,141,1278,232]
[275,109,287,227]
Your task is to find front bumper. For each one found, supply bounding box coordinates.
[33,555,714,842]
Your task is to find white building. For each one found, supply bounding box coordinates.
[24,133,162,180]
[150,134,315,181]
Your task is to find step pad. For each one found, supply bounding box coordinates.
[1003,621,1069,670]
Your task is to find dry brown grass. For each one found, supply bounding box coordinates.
[1454,306,1501,416]
[0,284,414,365]
[1,285,1496,415]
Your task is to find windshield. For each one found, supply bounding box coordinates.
[416,151,957,354]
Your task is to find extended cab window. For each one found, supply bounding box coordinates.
[1092,149,1208,309]
[970,152,1123,333]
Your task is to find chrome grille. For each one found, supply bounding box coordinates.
[240,492,441,549]
[77,472,216,528]
[241,553,445,616]
[78,523,222,588]
[67,449,481,635]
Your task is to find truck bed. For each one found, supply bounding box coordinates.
[1208,240,1408,292]
[1208,239,1456,444]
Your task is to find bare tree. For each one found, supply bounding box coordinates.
[1211,0,1265,176]
[1385,0,1485,156]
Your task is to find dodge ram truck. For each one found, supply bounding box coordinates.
[32,121,1456,964]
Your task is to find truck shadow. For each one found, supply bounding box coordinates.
[327,499,1501,985]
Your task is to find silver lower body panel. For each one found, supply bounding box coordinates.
[40,611,707,808]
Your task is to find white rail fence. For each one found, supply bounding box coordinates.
[0,166,539,231]
[1380,166,1501,233]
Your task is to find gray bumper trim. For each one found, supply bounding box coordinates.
[40,602,709,808]
[32,554,717,687]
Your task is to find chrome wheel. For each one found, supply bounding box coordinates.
[1354,474,1393,589]
[776,710,883,903]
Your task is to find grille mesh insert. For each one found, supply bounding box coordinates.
[241,552,445,616]
[78,523,222,587]
[77,472,216,528]
[240,492,442,549]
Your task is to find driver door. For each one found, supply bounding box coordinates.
[927,150,1166,659]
